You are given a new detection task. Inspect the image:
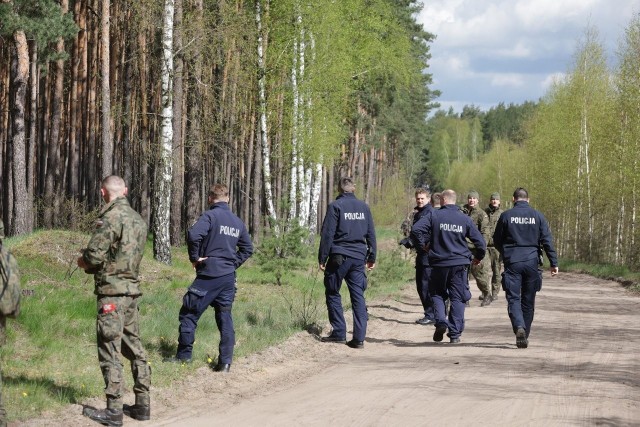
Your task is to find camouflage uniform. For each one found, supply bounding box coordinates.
[462,204,492,299]
[485,204,504,298]
[0,220,5,427]
[81,197,151,411]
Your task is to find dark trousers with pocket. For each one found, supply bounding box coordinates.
[176,273,236,364]
[324,256,368,342]
[502,258,542,337]
[429,265,471,339]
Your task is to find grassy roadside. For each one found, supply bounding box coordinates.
[1,227,414,422]
[559,258,640,293]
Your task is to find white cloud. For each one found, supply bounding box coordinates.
[540,72,567,90]
[490,74,525,87]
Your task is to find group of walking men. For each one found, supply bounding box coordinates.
[405,187,558,346]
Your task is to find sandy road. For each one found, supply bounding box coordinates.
[21,272,640,426]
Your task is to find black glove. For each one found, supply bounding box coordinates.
[399,237,414,249]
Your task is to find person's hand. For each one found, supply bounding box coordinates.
[192,257,208,268]
[77,256,87,269]
[366,261,375,271]
[319,264,326,271]
[472,258,481,266]
[550,266,559,277]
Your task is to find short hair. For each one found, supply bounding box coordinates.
[209,184,229,201]
[339,177,356,193]
[431,192,442,206]
[415,187,430,197]
[441,189,457,204]
[101,175,126,197]
[513,187,528,200]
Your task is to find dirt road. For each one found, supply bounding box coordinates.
[22,272,640,426]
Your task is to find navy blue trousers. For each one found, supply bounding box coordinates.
[429,265,471,339]
[502,259,542,338]
[324,257,368,341]
[416,262,435,320]
[176,273,236,364]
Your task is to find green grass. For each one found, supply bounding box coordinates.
[559,258,640,292]
[1,227,414,421]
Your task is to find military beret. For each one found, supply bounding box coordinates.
[467,190,479,199]
[490,192,500,200]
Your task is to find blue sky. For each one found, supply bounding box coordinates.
[416,0,640,113]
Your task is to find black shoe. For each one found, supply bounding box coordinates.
[415,317,435,325]
[83,408,123,427]
[516,328,528,349]
[346,339,364,349]
[163,356,192,364]
[433,324,447,342]
[481,295,493,307]
[213,363,231,372]
[123,404,150,421]
[478,294,484,300]
[449,337,461,344]
[321,335,346,343]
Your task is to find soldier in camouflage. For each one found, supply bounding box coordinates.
[0,220,5,427]
[77,175,151,426]
[485,192,504,300]
[462,190,493,306]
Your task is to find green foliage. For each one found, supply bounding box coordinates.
[0,0,78,63]
[253,220,312,286]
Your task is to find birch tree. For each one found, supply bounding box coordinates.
[153,0,174,264]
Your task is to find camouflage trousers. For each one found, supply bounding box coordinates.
[96,295,151,410]
[487,247,502,296]
[470,256,491,296]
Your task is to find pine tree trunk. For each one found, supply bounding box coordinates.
[101,0,112,177]
[170,0,184,246]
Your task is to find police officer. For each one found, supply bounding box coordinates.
[407,188,436,325]
[463,190,493,306]
[77,175,151,426]
[168,184,253,372]
[319,177,377,349]
[411,189,486,344]
[492,187,558,349]
[485,192,504,300]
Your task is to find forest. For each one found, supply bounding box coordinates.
[0,0,437,263]
[3,1,640,272]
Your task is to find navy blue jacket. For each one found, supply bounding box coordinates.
[411,204,486,267]
[187,202,254,278]
[318,192,377,264]
[492,200,558,267]
[412,204,433,266]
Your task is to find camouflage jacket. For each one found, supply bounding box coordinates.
[484,205,504,246]
[82,197,147,296]
[462,204,490,250]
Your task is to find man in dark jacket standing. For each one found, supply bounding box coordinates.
[411,189,486,344]
[168,184,253,372]
[78,175,151,426]
[319,177,377,349]
[493,187,558,349]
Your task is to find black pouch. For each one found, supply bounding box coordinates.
[328,254,345,268]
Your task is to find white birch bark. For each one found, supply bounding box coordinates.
[153,0,174,264]
[288,33,299,223]
[256,0,278,232]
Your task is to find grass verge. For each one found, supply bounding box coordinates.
[1,228,414,422]
[559,258,640,293]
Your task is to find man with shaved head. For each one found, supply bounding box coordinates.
[78,175,151,425]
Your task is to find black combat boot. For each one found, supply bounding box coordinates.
[83,407,123,427]
[123,403,151,421]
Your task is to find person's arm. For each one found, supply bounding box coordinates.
[410,211,432,251]
[318,204,339,268]
[235,225,254,268]
[539,214,559,276]
[187,212,213,263]
[365,206,377,265]
[467,217,486,262]
[492,213,505,254]
[78,217,116,272]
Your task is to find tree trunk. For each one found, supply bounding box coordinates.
[10,30,31,235]
[170,0,184,246]
[101,0,113,177]
[153,0,175,264]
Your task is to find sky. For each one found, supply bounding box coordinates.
[416,0,640,114]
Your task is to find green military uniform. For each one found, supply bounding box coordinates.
[485,200,504,299]
[82,196,151,411]
[463,203,492,300]
[0,220,5,427]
